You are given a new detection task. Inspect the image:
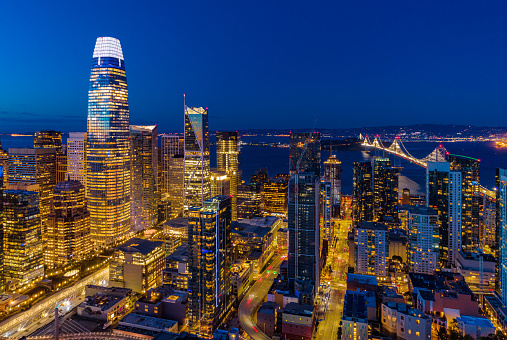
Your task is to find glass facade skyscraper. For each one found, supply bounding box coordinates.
[187,195,232,338]
[184,104,210,212]
[352,161,373,226]
[496,168,507,304]
[216,131,241,221]
[86,37,131,248]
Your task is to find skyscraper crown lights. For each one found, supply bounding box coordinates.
[92,37,124,63]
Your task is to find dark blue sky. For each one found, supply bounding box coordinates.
[1,1,507,133]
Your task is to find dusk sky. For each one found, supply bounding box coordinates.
[1,1,507,133]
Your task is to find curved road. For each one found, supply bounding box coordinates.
[239,256,283,340]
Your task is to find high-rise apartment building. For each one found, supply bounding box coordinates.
[34,130,67,183]
[427,162,462,268]
[288,173,320,290]
[263,178,288,215]
[66,132,87,186]
[448,154,481,251]
[48,180,91,268]
[216,131,240,221]
[211,171,230,197]
[0,167,3,292]
[184,104,210,212]
[169,155,185,218]
[8,148,56,265]
[321,181,332,240]
[323,154,341,217]
[405,206,439,275]
[352,161,373,226]
[354,222,388,277]
[3,186,44,291]
[86,37,131,248]
[496,168,507,304]
[130,125,158,231]
[187,196,232,338]
[237,183,263,218]
[373,158,399,223]
[0,142,8,188]
[289,132,321,177]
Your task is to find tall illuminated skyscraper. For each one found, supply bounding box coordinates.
[86,37,131,248]
[217,131,240,220]
[496,168,507,304]
[8,148,56,266]
[66,132,87,186]
[34,130,66,183]
[130,125,158,230]
[48,181,91,268]
[427,162,462,267]
[188,195,232,337]
[289,132,321,177]
[352,161,373,226]
[184,102,210,211]
[323,154,341,217]
[160,134,184,218]
[373,158,399,223]
[0,142,9,188]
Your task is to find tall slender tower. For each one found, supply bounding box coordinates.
[184,100,210,212]
[66,132,87,186]
[323,153,341,217]
[130,125,158,230]
[373,158,399,223]
[427,162,462,268]
[216,131,240,220]
[496,168,507,304]
[352,161,373,226]
[86,37,131,249]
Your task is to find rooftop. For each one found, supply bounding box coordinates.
[384,302,430,319]
[347,273,378,286]
[403,204,437,216]
[119,313,178,330]
[456,315,494,328]
[357,221,388,231]
[166,243,189,263]
[82,294,123,311]
[116,238,164,256]
[283,302,313,316]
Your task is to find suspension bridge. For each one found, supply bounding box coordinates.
[360,134,496,200]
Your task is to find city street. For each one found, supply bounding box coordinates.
[316,219,351,340]
[238,255,283,340]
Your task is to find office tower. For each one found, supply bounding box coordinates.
[497,168,507,303]
[323,154,341,217]
[237,183,263,218]
[130,125,158,231]
[405,206,439,274]
[354,222,388,277]
[66,132,87,186]
[263,178,288,215]
[211,171,230,196]
[352,161,373,226]
[217,131,241,221]
[8,148,56,265]
[321,181,332,240]
[168,155,185,218]
[427,162,462,267]
[86,37,131,248]
[34,130,66,183]
[288,173,320,290]
[187,196,232,337]
[3,186,44,291]
[0,142,8,188]
[373,158,399,223]
[160,134,184,199]
[184,104,211,211]
[109,238,165,293]
[289,132,321,177]
[448,154,481,251]
[48,180,91,268]
[250,169,269,185]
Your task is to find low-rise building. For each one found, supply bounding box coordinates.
[267,280,298,308]
[346,273,378,293]
[256,301,279,337]
[163,243,188,290]
[110,238,165,293]
[77,287,132,323]
[456,315,495,340]
[230,261,252,303]
[484,295,507,332]
[114,313,178,339]
[342,291,368,340]
[455,251,495,293]
[381,302,431,340]
[231,216,281,274]
[134,285,188,325]
[281,303,314,340]
[409,272,479,318]
[345,289,377,321]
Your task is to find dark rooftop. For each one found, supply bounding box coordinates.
[116,238,164,255]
